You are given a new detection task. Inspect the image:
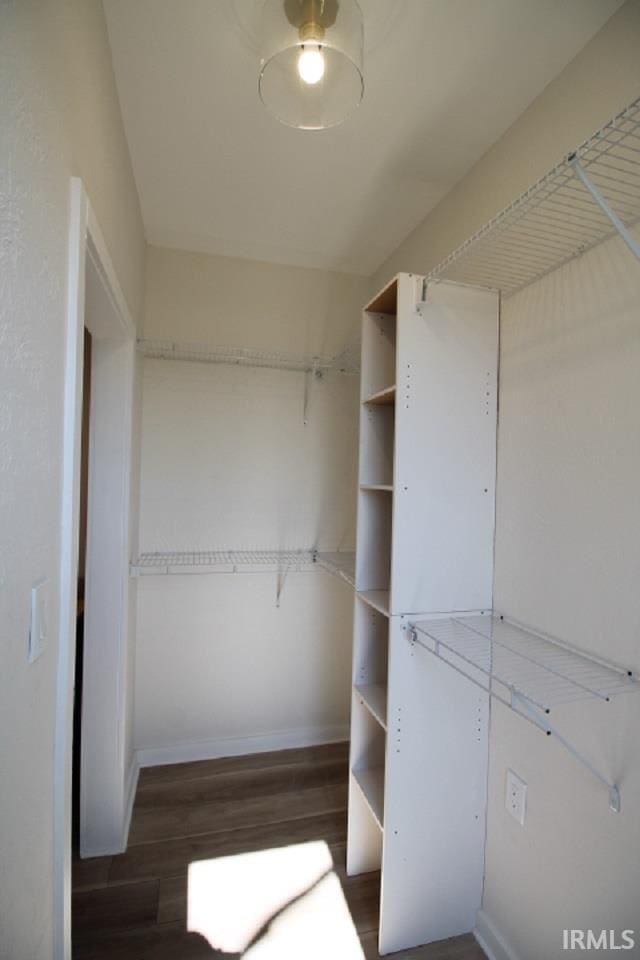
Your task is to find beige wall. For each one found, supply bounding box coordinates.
[135,246,369,761]
[486,227,640,959]
[373,0,640,290]
[0,2,144,957]
[57,1,146,321]
[143,245,367,358]
[371,2,640,956]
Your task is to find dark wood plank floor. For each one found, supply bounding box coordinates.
[72,742,485,960]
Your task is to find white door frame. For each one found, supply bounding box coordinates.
[54,178,137,960]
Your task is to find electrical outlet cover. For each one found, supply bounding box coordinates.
[505,769,527,825]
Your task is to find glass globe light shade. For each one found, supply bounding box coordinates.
[259,0,364,130]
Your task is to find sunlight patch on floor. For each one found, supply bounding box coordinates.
[187,840,365,958]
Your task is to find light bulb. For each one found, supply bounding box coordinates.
[298,45,325,85]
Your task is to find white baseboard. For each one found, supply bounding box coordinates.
[135,723,350,768]
[475,909,521,960]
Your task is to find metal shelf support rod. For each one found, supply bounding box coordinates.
[408,625,622,813]
[569,155,640,261]
[511,690,621,813]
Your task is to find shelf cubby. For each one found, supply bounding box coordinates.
[355,488,391,597]
[350,695,386,837]
[354,684,387,730]
[353,595,388,681]
[352,767,385,830]
[360,279,396,402]
[359,404,394,488]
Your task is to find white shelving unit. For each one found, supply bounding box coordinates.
[347,273,499,955]
[354,272,498,616]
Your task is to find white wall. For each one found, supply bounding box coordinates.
[0,3,144,957]
[484,230,640,959]
[134,247,369,760]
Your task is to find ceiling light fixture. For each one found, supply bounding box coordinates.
[259,0,364,130]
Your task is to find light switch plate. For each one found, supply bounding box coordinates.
[506,769,527,825]
[29,578,48,663]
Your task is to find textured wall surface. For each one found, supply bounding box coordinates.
[0,8,68,958]
[0,2,144,957]
[486,228,640,960]
[134,247,368,757]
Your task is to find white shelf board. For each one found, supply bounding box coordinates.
[363,385,395,406]
[360,484,393,492]
[410,613,640,712]
[354,684,387,730]
[358,590,390,617]
[352,768,385,830]
[428,96,640,297]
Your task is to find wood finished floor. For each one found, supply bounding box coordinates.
[72,742,485,960]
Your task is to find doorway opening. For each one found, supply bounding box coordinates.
[72,329,92,852]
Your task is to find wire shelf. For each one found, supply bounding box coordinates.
[314,551,356,587]
[410,613,638,713]
[409,612,639,811]
[428,96,640,297]
[138,339,360,374]
[130,549,357,582]
[130,549,318,576]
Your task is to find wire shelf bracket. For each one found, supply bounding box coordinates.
[407,613,640,812]
[303,364,325,426]
[424,95,640,298]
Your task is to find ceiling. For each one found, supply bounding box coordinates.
[104,0,623,276]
